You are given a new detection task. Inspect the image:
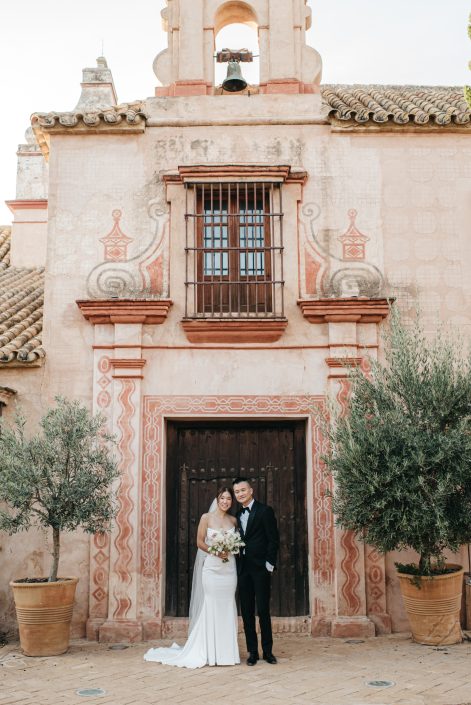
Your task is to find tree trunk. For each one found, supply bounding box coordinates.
[419,553,431,576]
[49,527,60,582]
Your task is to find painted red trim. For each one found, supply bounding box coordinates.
[163,164,308,185]
[181,319,288,344]
[91,343,379,351]
[6,199,48,212]
[298,298,391,324]
[111,359,147,369]
[325,357,362,368]
[112,374,144,380]
[140,394,334,627]
[77,299,173,325]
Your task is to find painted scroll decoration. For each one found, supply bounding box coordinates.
[301,204,384,298]
[112,379,136,620]
[89,354,113,624]
[340,530,362,615]
[87,192,169,299]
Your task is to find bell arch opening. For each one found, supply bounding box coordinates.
[214,5,260,89]
[214,1,258,35]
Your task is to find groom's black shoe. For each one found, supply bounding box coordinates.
[263,653,277,664]
[246,652,259,666]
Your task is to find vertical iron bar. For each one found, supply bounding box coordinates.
[279,183,284,318]
[236,181,240,317]
[221,181,225,317]
[245,181,249,316]
[271,183,275,317]
[185,183,189,318]
[210,182,214,317]
[254,182,258,317]
[223,182,227,316]
[263,182,267,317]
[198,184,203,316]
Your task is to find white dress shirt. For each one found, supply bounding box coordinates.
[240,499,274,572]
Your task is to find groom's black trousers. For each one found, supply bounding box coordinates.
[238,567,272,655]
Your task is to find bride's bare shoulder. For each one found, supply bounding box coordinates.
[229,515,237,526]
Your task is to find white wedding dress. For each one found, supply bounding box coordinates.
[144,527,240,668]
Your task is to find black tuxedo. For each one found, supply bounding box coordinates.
[237,500,279,655]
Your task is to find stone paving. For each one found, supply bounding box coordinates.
[0,634,470,705]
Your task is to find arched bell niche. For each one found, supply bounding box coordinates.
[154,0,322,97]
[214,2,260,88]
[214,0,258,34]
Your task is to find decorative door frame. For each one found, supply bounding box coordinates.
[139,394,335,638]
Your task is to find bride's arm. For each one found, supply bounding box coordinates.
[196,514,210,553]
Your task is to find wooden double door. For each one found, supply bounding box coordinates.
[165,420,309,617]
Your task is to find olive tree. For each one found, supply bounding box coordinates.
[324,309,471,576]
[0,397,119,582]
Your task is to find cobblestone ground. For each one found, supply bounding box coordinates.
[0,634,470,705]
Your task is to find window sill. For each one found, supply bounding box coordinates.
[77,299,173,325]
[181,318,288,344]
[297,298,391,324]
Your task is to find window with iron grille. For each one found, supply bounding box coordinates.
[184,182,284,319]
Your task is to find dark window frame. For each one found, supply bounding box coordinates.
[185,181,284,319]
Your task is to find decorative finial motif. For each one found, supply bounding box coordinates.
[99,210,133,262]
[338,210,370,261]
[74,56,118,112]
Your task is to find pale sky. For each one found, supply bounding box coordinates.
[0,0,469,224]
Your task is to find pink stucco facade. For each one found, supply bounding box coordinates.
[1,0,470,641]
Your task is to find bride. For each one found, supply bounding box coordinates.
[144,487,240,668]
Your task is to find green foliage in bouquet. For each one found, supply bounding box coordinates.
[0,397,119,582]
[323,308,471,576]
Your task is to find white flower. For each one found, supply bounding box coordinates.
[208,531,245,562]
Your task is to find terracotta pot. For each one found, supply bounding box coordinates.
[397,564,463,645]
[10,577,78,656]
[465,573,471,630]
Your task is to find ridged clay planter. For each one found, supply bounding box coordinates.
[465,573,471,630]
[397,564,463,645]
[10,577,78,656]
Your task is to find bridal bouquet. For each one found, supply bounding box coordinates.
[208,530,245,563]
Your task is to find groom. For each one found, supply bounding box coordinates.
[233,477,280,666]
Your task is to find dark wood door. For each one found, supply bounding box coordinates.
[165,420,309,617]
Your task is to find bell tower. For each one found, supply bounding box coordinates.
[154,0,322,96]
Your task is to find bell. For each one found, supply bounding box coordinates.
[222,60,248,93]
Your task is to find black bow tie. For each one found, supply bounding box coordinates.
[241,506,251,515]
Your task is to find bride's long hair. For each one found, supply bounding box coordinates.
[215,485,236,515]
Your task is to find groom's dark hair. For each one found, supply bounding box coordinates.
[232,477,252,486]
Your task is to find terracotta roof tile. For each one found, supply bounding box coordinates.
[0,228,45,364]
[321,85,471,128]
[31,102,148,160]
[31,101,147,130]
[0,226,11,268]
